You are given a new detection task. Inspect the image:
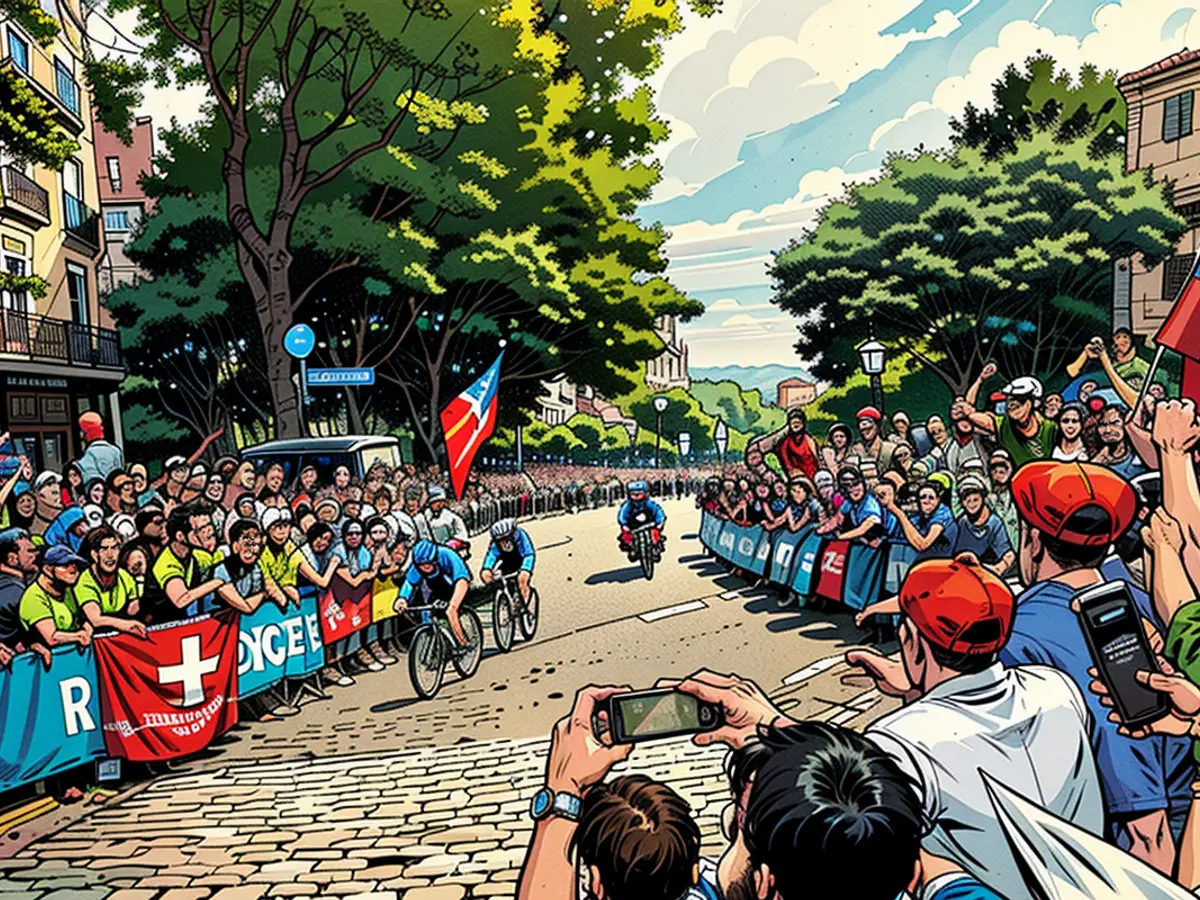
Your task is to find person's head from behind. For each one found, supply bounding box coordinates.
[1012,461,1135,586]
[720,722,923,900]
[119,543,149,579]
[230,519,264,565]
[84,525,121,575]
[571,774,700,900]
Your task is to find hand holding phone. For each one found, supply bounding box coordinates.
[592,688,724,745]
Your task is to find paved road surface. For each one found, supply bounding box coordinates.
[0,500,899,898]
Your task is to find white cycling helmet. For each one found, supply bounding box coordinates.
[490,518,516,540]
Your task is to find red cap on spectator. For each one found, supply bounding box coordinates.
[1011,461,1137,547]
[79,411,104,442]
[1088,397,1106,414]
[900,558,1015,656]
[856,406,882,421]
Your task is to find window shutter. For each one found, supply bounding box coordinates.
[1165,95,1181,142]
[1182,91,1194,138]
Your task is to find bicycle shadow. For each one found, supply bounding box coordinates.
[584,566,651,585]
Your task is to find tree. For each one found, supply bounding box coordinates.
[111,0,712,440]
[771,132,1186,396]
[691,379,784,434]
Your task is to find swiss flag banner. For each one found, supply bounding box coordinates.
[317,580,372,646]
[93,612,239,762]
[814,540,850,604]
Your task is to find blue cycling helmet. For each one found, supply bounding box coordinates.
[412,540,439,565]
[627,480,648,493]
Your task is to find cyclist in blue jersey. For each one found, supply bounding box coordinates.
[395,540,472,651]
[617,481,666,562]
[481,519,535,606]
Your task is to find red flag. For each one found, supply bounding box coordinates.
[317,580,372,645]
[94,612,239,762]
[440,351,503,500]
[814,540,850,604]
[1157,260,1200,362]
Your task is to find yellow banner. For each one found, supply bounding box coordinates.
[371,576,400,623]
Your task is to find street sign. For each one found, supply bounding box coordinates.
[307,367,375,387]
[283,324,316,359]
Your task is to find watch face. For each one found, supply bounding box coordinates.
[530,788,553,819]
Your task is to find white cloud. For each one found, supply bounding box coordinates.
[707,297,776,312]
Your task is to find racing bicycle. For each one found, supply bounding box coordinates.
[630,522,662,581]
[407,600,484,700]
[491,569,540,653]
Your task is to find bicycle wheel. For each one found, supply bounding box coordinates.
[637,533,655,581]
[492,588,515,653]
[518,588,539,642]
[408,626,445,699]
[452,609,484,678]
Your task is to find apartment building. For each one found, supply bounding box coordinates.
[0,0,122,470]
[95,115,153,293]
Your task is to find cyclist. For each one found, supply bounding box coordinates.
[481,518,535,606]
[617,480,666,562]
[394,540,472,654]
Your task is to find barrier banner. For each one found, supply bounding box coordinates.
[714,520,737,563]
[749,528,772,577]
[318,580,372,646]
[237,593,325,699]
[700,511,722,549]
[789,531,826,597]
[814,540,850,603]
[0,645,105,793]
[94,612,239,762]
[371,577,401,624]
[726,523,763,572]
[842,543,885,612]
[769,526,811,585]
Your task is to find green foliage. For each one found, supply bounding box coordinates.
[0,0,59,45]
[119,400,190,463]
[951,55,1126,159]
[0,271,47,300]
[772,131,1185,395]
[85,58,146,143]
[804,352,951,430]
[0,69,80,168]
[691,379,785,434]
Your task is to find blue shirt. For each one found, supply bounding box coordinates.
[1105,451,1147,481]
[483,527,536,573]
[838,493,882,529]
[1001,577,1192,818]
[914,504,957,561]
[881,508,906,543]
[398,545,471,603]
[926,874,1005,900]
[618,497,666,528]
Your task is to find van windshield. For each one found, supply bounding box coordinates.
[245,453,357,488]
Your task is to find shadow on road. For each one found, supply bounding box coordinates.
[370,697,424,714]
[584,566,650,585]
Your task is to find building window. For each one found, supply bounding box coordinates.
[54,59,80,117]
[66,262,88,325]
[8,396,36,421]
[62,157,85,227]
[7,29,29,72]
[106,157,122,193]
[1164,91,1195,143]
[104,210,129,231]
[1163,253,1194,302]
[2,256,30,312]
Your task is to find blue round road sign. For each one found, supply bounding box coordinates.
[283,324,316,359]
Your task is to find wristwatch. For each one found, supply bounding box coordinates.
[529,786,582,822]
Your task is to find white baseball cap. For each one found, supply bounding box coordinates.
[33,471,61,491]
[1001,376,1043,400]
[261,507,292,530]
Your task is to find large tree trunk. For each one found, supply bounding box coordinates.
[251,249,303,440]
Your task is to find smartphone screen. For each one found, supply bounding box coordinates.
[1078,583,1167,725]
[612,691,708,741]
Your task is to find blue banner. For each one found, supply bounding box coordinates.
[748,529,772,577]
[714,520,737,563]
[0,646,105,793]
[237,592,326,698]
[842,543,885,612]
[789,531,827,597]
[769,526,810,585]
[700,511,723,549]
[725,523,762,572]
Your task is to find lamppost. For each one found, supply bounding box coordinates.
[652,396,669,468]
[714,418,728,464]
[857,330,887,416]
[623,418,639,465]
[677,432,691,461]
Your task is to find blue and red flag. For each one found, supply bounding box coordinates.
[440,351,503,500]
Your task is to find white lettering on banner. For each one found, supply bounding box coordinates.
[239,615,319,675]
[737,536,756,557]
[755,539,770,563]
[821,551,845,576]
[59,676,96,736]
[284,619,304,657]
[305,613,322,650]
[774,543,795,570]
[158,635,220,708]
[718,531,735,553]
[800,551,816,573]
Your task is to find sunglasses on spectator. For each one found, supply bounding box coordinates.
[720,800,746,842]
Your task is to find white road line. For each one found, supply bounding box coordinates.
[719,590,741,600]
[639,600,708,623]
[782,654,844,686]
[829,689,882,726]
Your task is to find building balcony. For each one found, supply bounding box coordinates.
[0,57,85,135]
[0,166,51,228]
[62,192,101,254]
[0,308,122,370]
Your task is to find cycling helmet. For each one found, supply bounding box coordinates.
[490,518,516,540]
[412,540,439,566]
[627,480,648,493]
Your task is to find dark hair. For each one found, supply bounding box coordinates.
[105,469,129,493]
[166,501,213,543]
[82,525,120,560]
[229,519,263,545]
[927,641,1000,675]
[570,774,700,900]
[1113,327,1134,339]
[135,507,165,533]
[0,529,29,565]
[787,407,807,425]
[293,502,314,521]
[738,723,924,900]
[306,522,335,545]
[364,516,389,535]
[1040,520,1111,570]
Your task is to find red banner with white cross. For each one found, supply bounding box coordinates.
[317,581,373,646]
[93,612,239,761]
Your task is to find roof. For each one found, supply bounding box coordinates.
[778,377,814,387]
[241,436,399,456]
[1119,49,1200,87]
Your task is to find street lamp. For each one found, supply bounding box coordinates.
[652,395,669,468]
[857,331,887,416]
[713,418,728,464]
[623,418,639,465]
[677,432,691,460]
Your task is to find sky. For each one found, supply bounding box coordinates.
[646,0,1200,367]
[97,1,1200,369]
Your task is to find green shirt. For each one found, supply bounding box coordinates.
[1114,354,1151,390]
[258,543,301,588]
[18,580,81,633]
[75,568,140,616]
[1166,601,1200,763]
[990,412,1057,468]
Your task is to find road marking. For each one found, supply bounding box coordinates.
[639,600,708,623]
[828,689,882,726]
[782,653,844,686]
[719,590,740,600]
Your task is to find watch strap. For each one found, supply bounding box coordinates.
[552,790,582,822]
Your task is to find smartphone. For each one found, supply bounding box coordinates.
[593,689,724,744]
[1076,581,1169,729]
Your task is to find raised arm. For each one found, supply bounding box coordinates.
[889,503,942,552]
[1097,348,1141,409]
[965,362,998,407]
[1153,400,1200,587]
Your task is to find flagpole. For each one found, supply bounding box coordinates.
[1130,344,1166,423]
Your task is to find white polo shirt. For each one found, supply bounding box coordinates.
[866,663,1104,900]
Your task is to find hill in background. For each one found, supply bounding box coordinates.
[691,364,816,402]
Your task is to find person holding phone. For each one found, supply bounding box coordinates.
[1000,460,1192,875]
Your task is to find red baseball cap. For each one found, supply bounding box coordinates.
[857,406,882,421]
[900,558,1015,656]
[1011,461,1137,547]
